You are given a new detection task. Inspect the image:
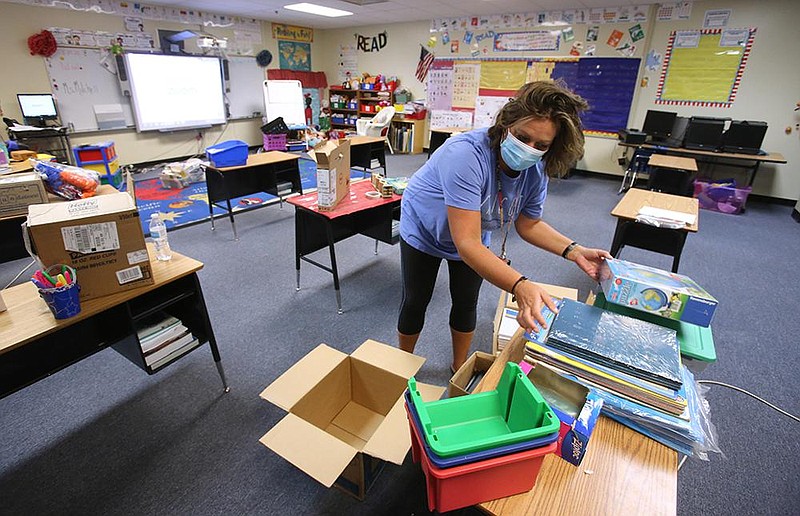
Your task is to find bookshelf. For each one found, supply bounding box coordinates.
[389,117,425,154]
[328,86,395,130]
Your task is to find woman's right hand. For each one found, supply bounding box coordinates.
[513,280,559,333]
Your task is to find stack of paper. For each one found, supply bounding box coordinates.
[138,313,200,369]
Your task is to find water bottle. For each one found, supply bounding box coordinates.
[148,213,172,261]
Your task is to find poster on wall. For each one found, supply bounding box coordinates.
[427,63,454,111]
[493,31,560,52]
[451,62,480,108]
[278,40,311,71]
[473,95,509,128]
[338,44,358,83]
[657,28,756,107]
[431,110,473,130]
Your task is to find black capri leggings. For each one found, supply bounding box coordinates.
[397,238,484,335]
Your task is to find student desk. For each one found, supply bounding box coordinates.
[287,180,401,313]
[205,151,302,240]
[0,247,229,399]
[610,188,699,273]
[646,154,698,196]
[428,126,471,158]
[346,135,388,176]
[476,329,677,516]
[618,142,786,187]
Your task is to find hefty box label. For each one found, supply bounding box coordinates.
[600,258,717,327]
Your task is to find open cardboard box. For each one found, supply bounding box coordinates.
[310,139,351,211]
[448,351,496,398]
[259,339,443,500]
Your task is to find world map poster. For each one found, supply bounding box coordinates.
[278,40,311,71]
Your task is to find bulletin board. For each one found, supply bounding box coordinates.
[656,28,756,108]
[428,57,640,136]
[44,48,268,132]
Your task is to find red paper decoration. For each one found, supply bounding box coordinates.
[28,30,58,58]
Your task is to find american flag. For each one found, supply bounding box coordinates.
[415,46,434,82]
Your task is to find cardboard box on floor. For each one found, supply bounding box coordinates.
[26,192,153,301]
[492,282,580,355]
[311,139,351,211]
[259,339,443,500]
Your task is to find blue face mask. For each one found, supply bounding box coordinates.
[500,130,546,171]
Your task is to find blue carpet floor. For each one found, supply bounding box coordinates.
[134,158,368,234]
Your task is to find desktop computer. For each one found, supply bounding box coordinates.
[720,120,767,155]
[17,93,60,127]
[683,117,727,151]
[642,110,678,143]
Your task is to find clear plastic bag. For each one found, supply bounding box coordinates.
[32,159,100,200]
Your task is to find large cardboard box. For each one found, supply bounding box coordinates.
[311,139,351,211]
[26,192,153,300]
[0,172,48,217]
[259,339,441,500]
[599,258,718,327]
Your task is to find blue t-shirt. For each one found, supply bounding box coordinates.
[400,127,548,260]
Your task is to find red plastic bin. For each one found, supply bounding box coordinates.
[406,402,556,513]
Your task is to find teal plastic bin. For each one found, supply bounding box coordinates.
[407,362,559,458]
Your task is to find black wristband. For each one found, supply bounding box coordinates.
[510,275,528,301]
[561,241,579,259]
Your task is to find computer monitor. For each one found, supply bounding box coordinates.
[721,120,767,155]
[642,110,678,142]
[17,93,59,126]
[683,117,726,151]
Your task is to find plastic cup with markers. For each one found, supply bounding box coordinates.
[32,264,81,319]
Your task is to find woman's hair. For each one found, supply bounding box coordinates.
[488,80,588,178]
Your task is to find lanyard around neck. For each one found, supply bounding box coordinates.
[496,165,513,263]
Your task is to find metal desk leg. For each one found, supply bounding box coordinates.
[326,222,343,314]
[209,200,216,231]
[226,198,238,240]
[374,239,379,255]
[610,219,627,257]
[295,210,302,291]
[193,274,230,393]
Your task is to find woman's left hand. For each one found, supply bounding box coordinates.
[566,246,612,281]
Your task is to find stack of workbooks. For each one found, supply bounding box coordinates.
[137,314,199,369]
[525,299,710,455]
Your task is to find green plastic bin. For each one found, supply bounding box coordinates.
[407,362,560,458]
[592,292,716,371]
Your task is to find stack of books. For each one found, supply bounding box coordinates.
[525,299,708,455]
[137,314,200,369]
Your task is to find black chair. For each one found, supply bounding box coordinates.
[647,166,694,197]
[609,220,688,273]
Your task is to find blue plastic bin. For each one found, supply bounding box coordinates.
[404,391,558,468]
[206,140,248,168]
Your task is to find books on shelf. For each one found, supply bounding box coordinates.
[149,337,202,370]
[137,313,198,367]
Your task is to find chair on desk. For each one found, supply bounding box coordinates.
[356,106,395,156]
[618,148,653,193]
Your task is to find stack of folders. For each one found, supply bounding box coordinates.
[138,314,199,369]
[525,299,708,455]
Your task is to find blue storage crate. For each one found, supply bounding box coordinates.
[206,140,248,168]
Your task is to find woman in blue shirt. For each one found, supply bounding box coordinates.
[398,81,611,372]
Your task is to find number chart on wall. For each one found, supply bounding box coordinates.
[428,57,640,137]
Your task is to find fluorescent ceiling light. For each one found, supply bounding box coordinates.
[284,3,353,17]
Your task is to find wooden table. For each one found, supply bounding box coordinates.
[287,180,401,313]
[205,151,302,240]
[0,246,228,398]
[610,188,699,273]
[476,329,677,516]
[618,142,786,187]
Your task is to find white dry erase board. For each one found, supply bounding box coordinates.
[44,48,267,132]
[263,80,305,126]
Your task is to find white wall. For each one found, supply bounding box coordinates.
[316,0,799,200]
[2,0,797,199]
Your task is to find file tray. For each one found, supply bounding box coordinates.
[403,392,558,468]
[592,291,716,371]
[407,362,559,458]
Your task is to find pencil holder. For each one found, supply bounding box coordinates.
[37,265,81,319]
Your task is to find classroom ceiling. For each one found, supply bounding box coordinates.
[147,0,654,30]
